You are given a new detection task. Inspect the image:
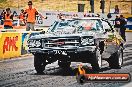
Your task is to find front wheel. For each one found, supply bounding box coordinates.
[91,48,102,71]
[34,54,46,74]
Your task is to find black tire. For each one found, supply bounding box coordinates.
[91,49,102,72]
[108,48,123,69]
[34,54,46,74]
[58,61,71,69]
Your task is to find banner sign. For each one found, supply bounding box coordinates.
[0,32,21,59]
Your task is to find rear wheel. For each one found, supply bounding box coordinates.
[108,48,123,69]
[34,54,46,74]
[91,48,102,71]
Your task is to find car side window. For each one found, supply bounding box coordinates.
[95,20,103,30]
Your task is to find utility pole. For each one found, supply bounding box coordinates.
[18,0,19,10]
[131,1,132,15]
[90,0,94,13]
[100,0,105,13]
[109,0,111,13]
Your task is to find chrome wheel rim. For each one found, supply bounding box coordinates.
[96,49,102,67]
[119,50,123,66]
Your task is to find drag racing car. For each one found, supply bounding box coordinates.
[27,17,124,73]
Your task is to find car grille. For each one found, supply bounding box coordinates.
[44,37,80,48]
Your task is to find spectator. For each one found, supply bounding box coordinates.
[3,8,13,29]
[19,9,25,24]
[95,14,100,17]
[92,14,94,17]
[23,1,47,31]
[114,15,120,33]
[107,13,113,25]
[73,14,78,17]
[84,12,87,17]
[0,14,2,25]
[87,14,91,17]
[1,10,6,16]
[114,5,119,14]
[13,11,17,17]
[119,15,127,41]
[57,13,63,20]
[89,11,92,13]
[1,10,6,25]
[107,13,112,19]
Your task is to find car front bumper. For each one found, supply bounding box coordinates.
[28,46,97,54]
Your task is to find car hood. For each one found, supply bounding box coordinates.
[29,30,105,40]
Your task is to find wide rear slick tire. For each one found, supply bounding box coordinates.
[108,48,123,69]
[34,54,46,74]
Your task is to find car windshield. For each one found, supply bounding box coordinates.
[48,19,103,33]
[75,19,103,31]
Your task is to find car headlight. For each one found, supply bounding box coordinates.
[35,40,41,47]
[81,38,94,45]
[28,40,35,47]
[28,40,41,47]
